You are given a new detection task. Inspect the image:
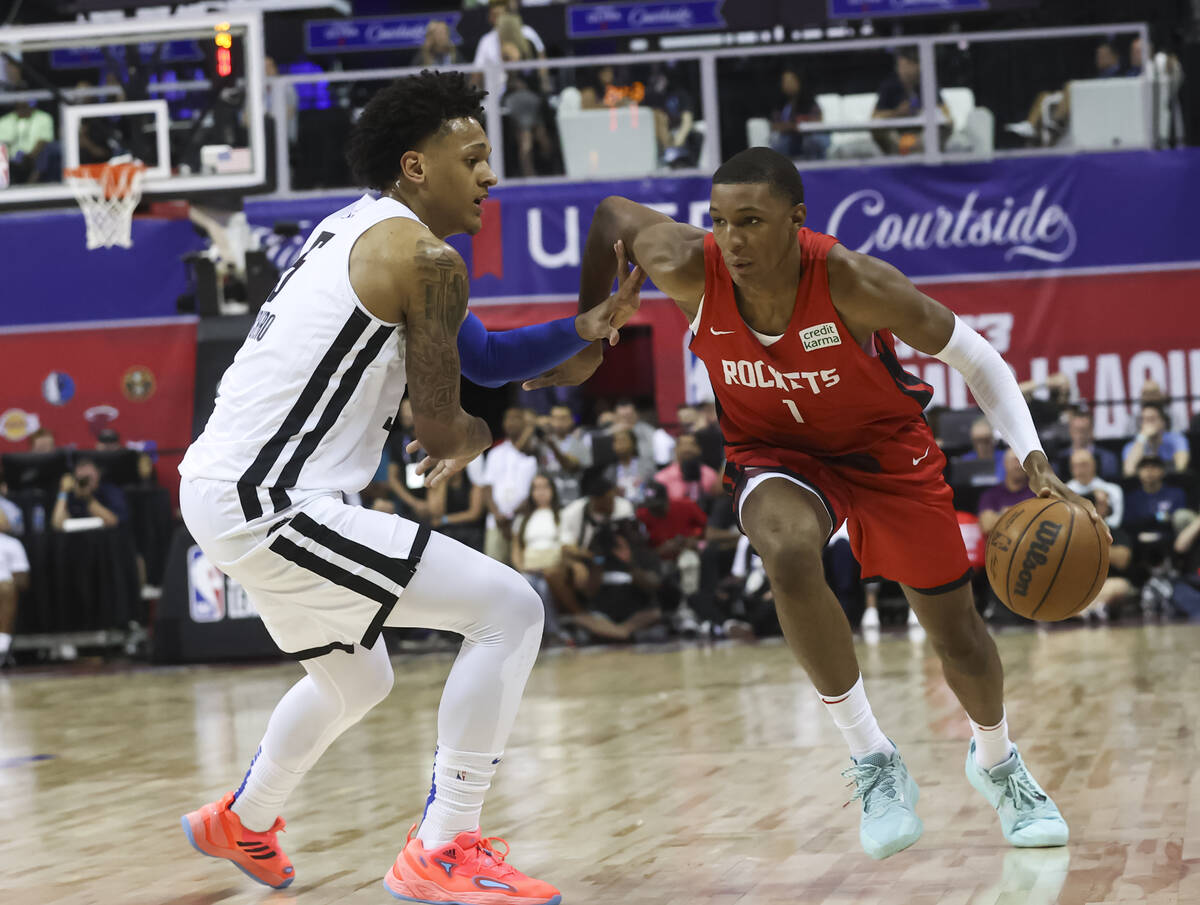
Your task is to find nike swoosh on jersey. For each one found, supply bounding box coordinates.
[710,327,735,335]
[912,447,931,466]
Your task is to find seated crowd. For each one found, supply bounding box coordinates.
[357,379,1200,650]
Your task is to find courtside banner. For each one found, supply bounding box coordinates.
[0,320,196,491]
[243,148,1200,299]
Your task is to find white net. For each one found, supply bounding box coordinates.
[64,161,146,250]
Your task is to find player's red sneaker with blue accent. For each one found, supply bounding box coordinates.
[384,824,561,904]
[181,791,295,889]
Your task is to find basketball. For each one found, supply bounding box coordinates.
[985,498,1110,621]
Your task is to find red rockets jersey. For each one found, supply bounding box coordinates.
[688,228,934,462]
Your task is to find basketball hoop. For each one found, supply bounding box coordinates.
[63,160,147,250]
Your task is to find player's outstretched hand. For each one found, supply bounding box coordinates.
[405,440,474,489]
[574,240,647,346]
[1027,466,1113,545]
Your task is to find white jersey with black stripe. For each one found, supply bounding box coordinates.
[180,194,417,520]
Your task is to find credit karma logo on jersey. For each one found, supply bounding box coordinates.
[825,187,1077,264]
[187,546,260,623]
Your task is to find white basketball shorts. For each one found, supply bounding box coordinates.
[0,534,29,577]
[180,476,431,659]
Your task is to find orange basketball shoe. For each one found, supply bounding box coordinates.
[181,792,295,889]
[384,825,561,904]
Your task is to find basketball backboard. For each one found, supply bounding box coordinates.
[0,9,266,207]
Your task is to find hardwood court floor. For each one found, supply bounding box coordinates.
[2,623,1199,905]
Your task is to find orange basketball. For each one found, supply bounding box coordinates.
[985,497,1110,621]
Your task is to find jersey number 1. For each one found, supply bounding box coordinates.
[782,399,805,423]
[263,230,335,305]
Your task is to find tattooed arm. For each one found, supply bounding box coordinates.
[350,219,491,462]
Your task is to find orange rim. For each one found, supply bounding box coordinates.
[64,162,146,199]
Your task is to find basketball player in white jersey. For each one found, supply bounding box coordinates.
[178,71,642,904]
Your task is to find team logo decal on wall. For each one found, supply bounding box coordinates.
[0,409,41,442]
[122,366,157,402]
[42,371,76,406]
[84,405,119,437]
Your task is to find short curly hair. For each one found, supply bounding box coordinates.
[346,70,487,191]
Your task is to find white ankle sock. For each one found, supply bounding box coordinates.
[969,710,1013,769]
[0,632,11,654]
[819,675,895,761]
[230,746,305,833]
[417,746,501,848]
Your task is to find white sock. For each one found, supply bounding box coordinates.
[969,709,1013,770]
[417,746,501,848]
[819,675,895,761]
[230,746,306,833]
[0,632,11,654]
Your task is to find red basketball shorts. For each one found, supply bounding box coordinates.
[726,418,972,593]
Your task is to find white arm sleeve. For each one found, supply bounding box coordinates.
[933,315,1044,465]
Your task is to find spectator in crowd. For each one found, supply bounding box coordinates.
[481,407,539,563]
[0,100,60,184]
[50,457,128,530]
[426,467,486,551]
[1056,408,1119,481]
[1077,488,1136,621]
[769,68,827,160]
[870,47,949,155]
[560,467,636,561]
[496,12,557,177]
[1126,36,1146,77]
[646,65,699,168]
[1124,455,1191,535]
[1012,41,1138,146]
[637,480,706,619]
[691,401,726,471]
[511,473,569,638]
[411,19,460,68]
[610,428,655,502]
[582,521,664,642]
[474,0,546,70]
[960,416,1006,483]
[580,65,640,110]
[1066,448,1124,529]
[537,404,592,503]
[28,428,56,454]
[1123,402,1189,476]
[0,474,30,662]
[610,398,656,464]
[655,433,720,504]
[676,403,701,434]
[385,399,429,521]
[978,449,1036,536]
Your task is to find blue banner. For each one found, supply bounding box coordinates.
[242,149,1200,304]
[567,2,725,39]
[51,40,203,70]
[829,0,988,18]
[305,14,462,54]
[2,150,1197,329]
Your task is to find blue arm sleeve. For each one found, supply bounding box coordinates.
[456,310,591,388]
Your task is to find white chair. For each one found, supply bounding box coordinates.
[1069,77,1150,150]
[829,92,882,159]
[555,89,658,178]
[745,117,771,149]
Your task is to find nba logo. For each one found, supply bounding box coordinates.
[187,546,226,623]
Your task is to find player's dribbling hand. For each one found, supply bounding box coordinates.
[405,440,473,489]
[573,240,648,347]
[1027,467,1113,545]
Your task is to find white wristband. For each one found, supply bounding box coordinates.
[933,316,1043,466]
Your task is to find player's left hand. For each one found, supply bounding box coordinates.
[521,342,603,390]
[1026,460,1112,544]
[574,240,647,346]
[405,440,474,489]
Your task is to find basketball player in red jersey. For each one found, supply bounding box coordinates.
[560,148,1110,859]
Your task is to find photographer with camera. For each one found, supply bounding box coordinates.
[50,457,128,531]
[654,433,719,505]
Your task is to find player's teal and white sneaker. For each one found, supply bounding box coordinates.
[842,747,923,859]
[965,740,1069,847]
